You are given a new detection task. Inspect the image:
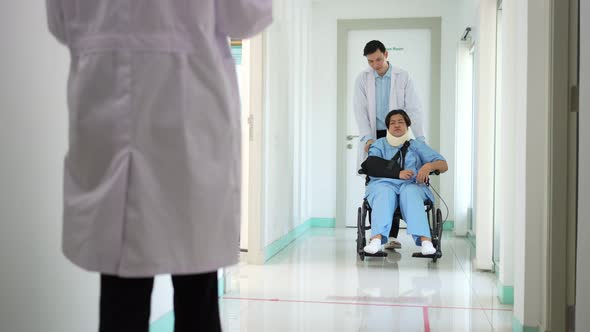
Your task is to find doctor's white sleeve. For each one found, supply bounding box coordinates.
[46,0,67,45]
[404,76,425,139]
[353,74,374,144]
[215,0,273,39]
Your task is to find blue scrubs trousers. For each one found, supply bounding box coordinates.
[366,181,432,245]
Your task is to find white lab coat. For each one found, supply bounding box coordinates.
[46,0,272,277]
[353,66,424,170]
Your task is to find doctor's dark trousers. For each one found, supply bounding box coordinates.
[98,272,221,332]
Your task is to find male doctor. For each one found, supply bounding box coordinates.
[353,40,425,249]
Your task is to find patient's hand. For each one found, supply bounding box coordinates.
[417,164,432,184]
[399,170,414,180]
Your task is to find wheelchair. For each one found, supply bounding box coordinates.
[356,182,444,263]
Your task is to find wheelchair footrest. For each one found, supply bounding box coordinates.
[364,251,388,257]
[412,252,442,259]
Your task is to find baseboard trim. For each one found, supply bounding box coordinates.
[310,218,336,228]
[264,221,311,261]
[264,218,336,261]
[497,282,514,305]
[442,219,455,231]
[512,316,540,332]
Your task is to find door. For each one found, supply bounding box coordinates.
[337,18,441,227]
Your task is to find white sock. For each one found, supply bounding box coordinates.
[364,238,382,254]
[421,240,436,255]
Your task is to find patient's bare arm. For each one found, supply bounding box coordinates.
[417,160,448,184]
[428,160,448,173]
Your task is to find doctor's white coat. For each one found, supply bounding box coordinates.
[46,0,272,277]
[353,66,424,171]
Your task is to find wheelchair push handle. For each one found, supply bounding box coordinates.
[424,170,440,186]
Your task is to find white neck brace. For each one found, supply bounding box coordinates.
[386,130,410,147]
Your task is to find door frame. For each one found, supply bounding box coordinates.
[246,33,267,264]
[335,18,442,227]
[547,0,578,330]
[575,1,588,330]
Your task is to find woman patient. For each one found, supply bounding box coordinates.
[363,109,448,255]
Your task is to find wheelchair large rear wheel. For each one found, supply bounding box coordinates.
[437,208,443,241]
[430,206,439,248]
[357,207,366,261]
[432,208,443,263]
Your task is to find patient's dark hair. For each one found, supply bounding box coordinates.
[385,109,411,128]
[363,40,386,56]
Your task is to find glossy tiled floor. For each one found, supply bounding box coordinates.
[220,228,512,332]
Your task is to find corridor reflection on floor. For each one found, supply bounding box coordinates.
[220,228,512,332]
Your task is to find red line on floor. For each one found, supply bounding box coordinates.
[221,296,512,312]
[423,306,431,332]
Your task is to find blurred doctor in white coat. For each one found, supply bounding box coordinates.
[46,1,272,331]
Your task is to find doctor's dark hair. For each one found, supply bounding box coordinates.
[363,40,386,56]
[385,109,412,128]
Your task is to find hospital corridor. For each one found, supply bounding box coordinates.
[1,0,589,332]
[217,228,513,332]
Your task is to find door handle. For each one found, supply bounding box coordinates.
[347,135,359,141]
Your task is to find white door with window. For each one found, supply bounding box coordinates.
[342,27,437,227]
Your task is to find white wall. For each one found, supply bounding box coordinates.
[0,3,99,331]
[263,0,313,246]
[576,0,590,328]
[473,0,496,271]
[453,0,479,238]
[310,0,470,222]
[454,40,474,237]
[496,0,517,291]
[511,0,528,324]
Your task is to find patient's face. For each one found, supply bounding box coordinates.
[388,114,407,137]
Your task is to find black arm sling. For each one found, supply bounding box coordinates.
[358,140,412,179]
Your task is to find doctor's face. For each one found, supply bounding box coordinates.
[366,50,388,73]
[388,114,408,137]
